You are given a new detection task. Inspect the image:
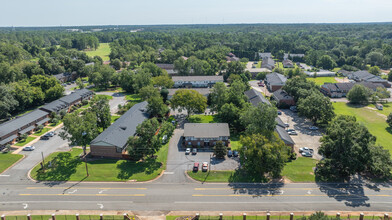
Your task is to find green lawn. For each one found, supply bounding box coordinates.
[282,157,317,182]
[188,115,220,123]
[84,43,111,61]
[125,93,142,102]
[111,115,121,123]
[333,102,392,153]
[14,136,36,147]
[229,133,242,150]
[0,153,23,173]
[307,77,339,86]
[368,103,392,116]
[95,94,113,100]
[187,169,268,183]
[33,127,51,136]
[48,120,62,127]
[31,142,169,182]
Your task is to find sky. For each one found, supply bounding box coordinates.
[1,0,392,27]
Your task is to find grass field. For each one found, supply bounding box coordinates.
[33,127,51,136]
[125,93,142,102]
[31,142,169,182]
[95,94,113,100]
[84,43,111,61]
[187,170,238,182]
[14,136,36,147]
[111,115,121,123]
[0,153,23,173]
[307,77,339,86]
[188,115,220,123]
[229,134,242,150]
[333,102,392,153]
[282,157,317,182]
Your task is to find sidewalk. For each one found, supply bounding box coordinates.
[12,123,64,154]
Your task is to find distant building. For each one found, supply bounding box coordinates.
[155,63,178,75]
[272,89,295,107]
[284,53,305,61]
[257,52,272,59]
[346,70,390,88]
[305,69,336,77]
[321,82,385,98]
[53,72,76,83]
[58,89,94,107]
[265,73,288,92]
[283,59,294,68]
[172,76,223,88]
[226,53,240,62]
[261,57,275,70]
[90,101,149,158]
[183,123,230,148]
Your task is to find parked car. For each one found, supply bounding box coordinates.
[299,147,309,153]
[233,150,239,157]
[192,148,197,155]
[287,129,295,132]
[288,130,298,135]
[23,146,35,151]
[193,162,199,172]
[284,123,289,127]
[309,126,319,130]
[277,110,282,115]
[185,148,191,155]
[40,135,49,140]
[302,151,313,157]
[258,82,264,87]
[46,131,55,137]
[202,162,208,172]
[227,150,233,157]
[162,135,168,144]
[290,106,298,112]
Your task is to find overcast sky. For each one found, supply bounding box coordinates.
[1,0,392,27]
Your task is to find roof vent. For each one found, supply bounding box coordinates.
[120,126,127,130]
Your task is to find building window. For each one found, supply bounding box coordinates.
[188,142,191,145]
[197,142,200,146]
[116,147,122,153]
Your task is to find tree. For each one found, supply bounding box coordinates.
[90,96,111,130]
[227,80,248,108]
[110,59,122,70]
[218,103,243,131]
[36,125,44,132]
[239,134,290,180]
[226,61,245,76]
[213,141,227,159]
[297,92,335,125]
[368,66,381,75]
[283,76,319,102]
[240,103,277,137]
[347,84,371,104]
[388,70,392,82]
[170,89,207,116]
[147,95,169,117]
[0,85,18,119]
[317,55,336,70]
[139,85,160,101]
[76,78,85,89]
[387,113,392,127]
[127,118,160,160]
[160,87,169,102]
[316,115,392,181]
[152,74,174,88]
[209,82,228,112]
[60,111,99,155]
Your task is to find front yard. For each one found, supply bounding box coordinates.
[281,157,317,182]
[14,136,36,147]
[31,142,169,182]
[307,77,339,86]
[0,153,23,173]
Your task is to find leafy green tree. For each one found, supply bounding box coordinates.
[387,113,392,127]
[152,74,174,88]
[90,96,111,130]
[0,85,18,119]
[213,141,227,159]
[147,95,169,117]
[368,66,381,75]
[227,80,248,108]
[347,84,371,104]
[110,59,122,70]
[239,134,290,180]
[219,103,243,132]
[240,103,277,137]
[36,125,44,132]
[317,55,336,70]
[160,87,169,102]
[170,89,207,116]
[159,121,175,138]
[139,85,160,101]
[174,57,190,75]
[226,61,245,76]
[297,92,335,125]
[316,115,392,181]
[388,70,392,82]
[76,78,85,89]
[210,82,228,112]
[133,70,152,93]
[283,76,319,102]
[60,111,99,155]
[127,118,161,160]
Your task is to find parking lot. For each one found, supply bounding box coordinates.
[278,109,323,160]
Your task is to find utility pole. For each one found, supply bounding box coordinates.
[84,156,89,176]
[41,152,45,171]
[209,154,212,171]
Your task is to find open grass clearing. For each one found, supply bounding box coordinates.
[14,136,36,147]
[282,157,317,182]
[125,93,142,102]
[84,43,111,61]
[333,102,392,154]
[31,141,169,182]
[188,114,220,123]
[0,153,23,173]
[95,94,113,100]
[307,77,340,86]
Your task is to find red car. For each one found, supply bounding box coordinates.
[193,163,199,172]
[258,82,264,87]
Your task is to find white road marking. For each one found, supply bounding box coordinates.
[67,189,78,194]
[0,175,10,177]
[97,203,104,209]
[23,203,28,209]
[98,190,107,194]
[307,190,312,195]
[163,172,174,174]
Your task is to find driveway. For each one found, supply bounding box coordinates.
[95,91,127,114]
[278,109,323,160]
[249,80,271,96]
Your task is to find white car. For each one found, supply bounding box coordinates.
[202,162,209,172]
[185,148,191,155]
[23,146,35,151]
[299,147,309,153]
